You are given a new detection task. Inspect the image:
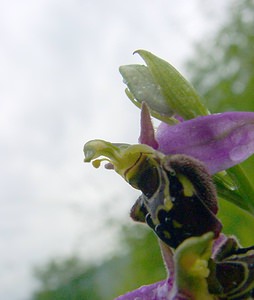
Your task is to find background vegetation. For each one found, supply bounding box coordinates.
[31,0,254,299]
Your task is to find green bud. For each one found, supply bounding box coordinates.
[119,49,209,121]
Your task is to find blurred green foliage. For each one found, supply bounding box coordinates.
[32,225,165,300]
[186,0,254,247]
[187,0,254,114]
[32,257,102,300]
[32,0,254,299]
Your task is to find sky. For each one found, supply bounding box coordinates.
[0,0,231,299]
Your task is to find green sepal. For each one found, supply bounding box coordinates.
[119,50,209,122]
[124,87,178,124]
[119,64,175,121]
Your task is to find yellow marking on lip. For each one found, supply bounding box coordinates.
[163,230,171,240]
[173,220,183,228]
[177,174,195,197]
[163,172,174,210]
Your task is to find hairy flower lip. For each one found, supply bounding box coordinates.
[155,112,254,174]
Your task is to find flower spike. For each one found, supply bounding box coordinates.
[84,49,254,300]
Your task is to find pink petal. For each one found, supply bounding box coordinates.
[115,280,171,300]
[156,112,254,174]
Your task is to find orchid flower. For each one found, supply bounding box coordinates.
[83,50,254,299]
[119,49,254,213]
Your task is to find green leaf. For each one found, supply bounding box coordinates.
[227,164,254,215]
[214,164,254,217]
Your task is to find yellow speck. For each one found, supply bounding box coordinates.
[163,230,171,239]
[173,220,182,228]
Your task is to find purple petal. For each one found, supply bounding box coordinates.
[156,112,254,174]
[115,279,172,300]
[139,102,159,149]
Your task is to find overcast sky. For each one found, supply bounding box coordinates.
[0,0,231,299]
